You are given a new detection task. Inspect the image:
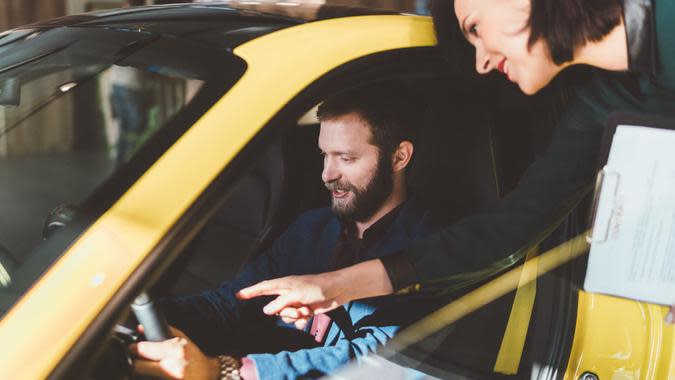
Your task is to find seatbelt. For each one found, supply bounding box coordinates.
[386,233,589,358]
[493,245,539,374]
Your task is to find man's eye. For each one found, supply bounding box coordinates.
[340,156,354,163]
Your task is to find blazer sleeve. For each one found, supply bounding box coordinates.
[383,93,606,293]
[160,215,311,352]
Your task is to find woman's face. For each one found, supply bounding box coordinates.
[454,0,563,94]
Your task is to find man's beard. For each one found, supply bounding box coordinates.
[325,153,393,222]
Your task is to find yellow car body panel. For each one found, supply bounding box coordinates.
[564,291,675,380]
[0,15,435,379]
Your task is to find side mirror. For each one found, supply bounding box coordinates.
[0,78,20,106]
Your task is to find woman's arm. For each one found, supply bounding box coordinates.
[237,259,392,326]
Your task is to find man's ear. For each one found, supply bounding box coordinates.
[392,140,413,172]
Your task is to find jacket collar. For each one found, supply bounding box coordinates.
[363,196,432,261]
[624,0,657,76]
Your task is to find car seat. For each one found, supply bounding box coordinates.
[167,138,284,295]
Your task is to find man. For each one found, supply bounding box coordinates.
[132,83,436,379]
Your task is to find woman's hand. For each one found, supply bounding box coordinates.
[236,259,393,329]
[237,272,344,329]
[130,326,220,379]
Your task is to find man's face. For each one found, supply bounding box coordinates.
[318,112,393,222]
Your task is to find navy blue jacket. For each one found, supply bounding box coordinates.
[161,198,436,379]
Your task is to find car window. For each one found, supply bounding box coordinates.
[117,58,539,379]
[0,25,246,316]
[56,43,576,379]
[158,65,584,380]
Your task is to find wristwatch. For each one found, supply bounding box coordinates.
[217,355,242,380]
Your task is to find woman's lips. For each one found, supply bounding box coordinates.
[497,58,509,78]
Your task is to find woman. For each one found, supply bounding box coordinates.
[238,0,675,326]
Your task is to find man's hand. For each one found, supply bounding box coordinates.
[667,305,675,324]
[130,326,220,379]
[236,259,393,329]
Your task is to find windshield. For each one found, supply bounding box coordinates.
[0,24,246,315]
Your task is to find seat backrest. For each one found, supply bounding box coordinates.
[408,79,502,226]
[166,139,285,295]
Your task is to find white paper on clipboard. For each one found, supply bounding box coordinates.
[585,124,675,306]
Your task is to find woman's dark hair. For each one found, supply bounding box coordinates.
[432,0,624,66]
[316,82,418,156]
[529,0,623,64]
[431,0,475,74]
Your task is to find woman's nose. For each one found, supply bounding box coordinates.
[475,46,493,74]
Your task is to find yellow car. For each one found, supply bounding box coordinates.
[0,3,671,379]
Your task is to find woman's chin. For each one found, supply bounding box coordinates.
[518,80,546,95]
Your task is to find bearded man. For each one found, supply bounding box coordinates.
[132,83,436,380]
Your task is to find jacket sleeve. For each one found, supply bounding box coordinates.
[383,94,606,293]
[160,216,309,352]
[247,304,408,379]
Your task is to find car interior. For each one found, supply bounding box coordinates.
[140,73,550,378]
[74,51,594,379]
[155,79,504,291]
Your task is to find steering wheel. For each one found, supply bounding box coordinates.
[130,292,172,341]
[88,293,172,379]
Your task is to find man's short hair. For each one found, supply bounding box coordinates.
[316,82,418,156]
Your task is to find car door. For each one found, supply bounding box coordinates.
[0,14,443,379]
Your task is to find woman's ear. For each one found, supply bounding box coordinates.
[392,140,414,172]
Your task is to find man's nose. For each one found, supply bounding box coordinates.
[322,159,340,184]
[475,45,493,74]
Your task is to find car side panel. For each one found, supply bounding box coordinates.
[564,291,675,380]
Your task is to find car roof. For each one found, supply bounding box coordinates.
[21,2,399,28]
[14,3,399,51]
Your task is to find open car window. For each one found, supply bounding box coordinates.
[0,24,246,316]
[97,55,548,379]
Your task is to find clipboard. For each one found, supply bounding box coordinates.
[585,112,675,306]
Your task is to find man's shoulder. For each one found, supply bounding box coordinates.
[284,207,336,235]
[294,207,333,223]
[397,197,437,235]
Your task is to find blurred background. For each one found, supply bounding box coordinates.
[0,0,433,266]
[0,0,431,31]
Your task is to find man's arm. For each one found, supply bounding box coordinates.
[132,308,408,380]
[248,298,422,379]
